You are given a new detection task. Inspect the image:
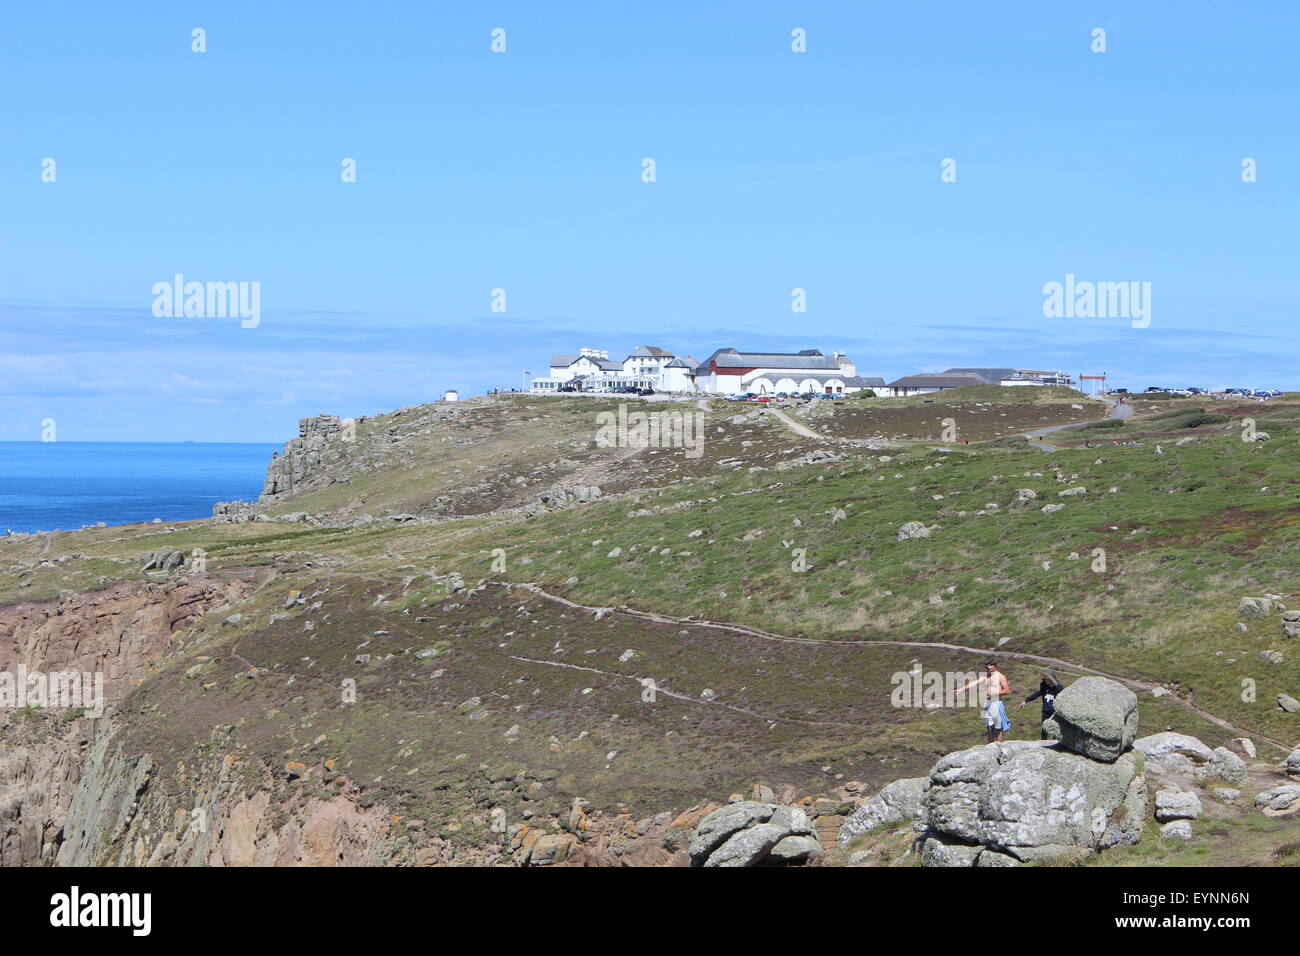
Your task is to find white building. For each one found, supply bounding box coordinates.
[698,348,880,395]
[530,345,700,393]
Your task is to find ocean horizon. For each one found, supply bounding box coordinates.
[0,441,279,535]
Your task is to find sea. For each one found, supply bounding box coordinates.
[0,442,280,536]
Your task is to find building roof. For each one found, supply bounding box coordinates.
[940,367,1017,384]
[887,373,986,389]
[704,348,841,371]
[627,345,674,358]
[552,354,621,371]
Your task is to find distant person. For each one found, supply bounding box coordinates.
[954,660,1011,743]
[1019,669,1065,739]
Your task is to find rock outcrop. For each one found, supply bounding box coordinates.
[847,677,1149,867]
[688,801,821,867]
[837,777,926,845]
[1042,676,1138,762]
[917,740,1145,865]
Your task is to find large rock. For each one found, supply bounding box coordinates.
[1238,597,1273,618]
[140,547,185,573]
[703,823,787,867]
[1159,820,1193,841]
[1254,785,1300,815]
[837,777,926,846]
[1199,747,1247,784]
[1042,677,1138,762]
[689,802,818,867]
[919,834,982,867]
[767,834,822,864]
[1285,748,1300,776]
[687,802,773,861]
[919,740,1143,865]
[897,521,932,542]
[1135,732,1215,772]
[1154,788,1202,822]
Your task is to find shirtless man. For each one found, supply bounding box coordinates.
[955,660,1011,742]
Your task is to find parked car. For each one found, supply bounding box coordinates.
[636,387,655,396]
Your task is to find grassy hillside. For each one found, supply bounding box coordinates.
[4,391,1298,863]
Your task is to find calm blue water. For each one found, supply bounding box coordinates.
[0,442,279,535]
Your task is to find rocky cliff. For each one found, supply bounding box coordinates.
[0,575,252,865]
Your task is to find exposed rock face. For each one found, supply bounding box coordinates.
[1042,676,1138,763]
[140,547,184,574]
[917,740,1145,865]
[837,777,926,845]
[523,485,602,516]
[56,724,393,866]
[0,578,252,866]
[211,500,261,523]
[688,801,820,867]
[261,414,350,500]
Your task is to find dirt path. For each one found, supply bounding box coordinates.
[505,653,862,730]
[1021,398,1129,451]
[501,581,1295,756]
[556,443,645,491]
[764,406,827,440]
[763,406,893,448]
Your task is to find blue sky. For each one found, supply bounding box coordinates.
[2,1,1297,441]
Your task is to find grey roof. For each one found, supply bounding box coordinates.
[628,345,674,358]
[940,367,1017,385]
[552,354,621,370]
[704,348,841,371]
[846,376,886,387]
[887,374,985,389]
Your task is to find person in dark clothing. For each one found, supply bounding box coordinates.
[1019,669,1065,739]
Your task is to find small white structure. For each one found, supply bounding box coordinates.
[444,390,459,402]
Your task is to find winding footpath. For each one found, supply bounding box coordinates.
[761,397,1130,452]
[498,581,1295,756]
